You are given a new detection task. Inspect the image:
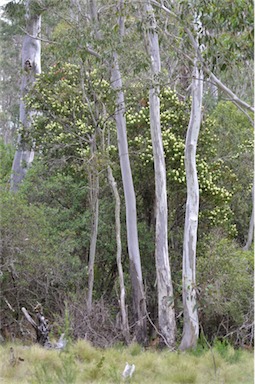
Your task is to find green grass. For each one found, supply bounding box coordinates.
[0,340,253,384]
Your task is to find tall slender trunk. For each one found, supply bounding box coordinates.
[10,0,41,191]
[108,165,130,344]
[87,139,99,313]
[143,0,176,347]
[109,1,147,344]
[110,53,147,344]
[179,59,203,351]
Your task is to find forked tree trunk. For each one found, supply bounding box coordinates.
[111,53,147,344]
[143,0,176,348]
[10,0,41,191]
[108,165,130,344]
[179,60,203,351]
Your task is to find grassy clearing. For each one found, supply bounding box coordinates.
[0,340,253,384]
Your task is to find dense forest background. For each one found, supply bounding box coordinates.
[0,0,253,350]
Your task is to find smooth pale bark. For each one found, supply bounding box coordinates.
[111,54,147,344]
[108,165,130,344]
[10,0,41,191]
[179,62,203,351]
[243,182,254,251]
[109,0,147,344]
[144,1,176,347]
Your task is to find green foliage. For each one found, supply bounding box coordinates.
[213,339,242,364]
[189,336,209,357]
[125,87,237,236]
[197,0,253,69]
[197,234,253,344]
[0,139,14,186]
[0,189,85,329]
[210,101,253,156]
[210,101,253,243]
[2,2,26,26]
[24,62,114,171]
[19,159,126,304]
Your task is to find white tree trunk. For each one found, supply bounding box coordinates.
[243,182,254,251]
[179,61,203,351]
[111,53,147,344]
[108,165,130,344]
[144,1,176,347]
[10,0,41,191]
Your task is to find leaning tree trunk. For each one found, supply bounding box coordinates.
[143,0,176,348]
[111,53,147,344]
[10,0,41,191]
[179,59,203,351]
[108,165,130,344]
[86,138,99,313]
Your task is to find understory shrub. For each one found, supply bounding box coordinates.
[197,232,253,346]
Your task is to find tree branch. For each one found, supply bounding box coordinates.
[21,307,37,329]
[206,71,254,114]
[151,3,255,116]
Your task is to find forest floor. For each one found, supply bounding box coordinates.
[0,340,253,383]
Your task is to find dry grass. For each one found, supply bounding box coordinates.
[0,340,253,383]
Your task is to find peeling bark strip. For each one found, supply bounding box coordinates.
[10,0,41,191]
[143,0,176,347]
[180,60,203,351]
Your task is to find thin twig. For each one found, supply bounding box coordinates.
[19,27,59,44]
[145,311,175,351]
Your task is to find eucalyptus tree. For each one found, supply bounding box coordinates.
[142,0,176,348]
[109,1,147,344]
[10,0,41,191]
[179,15,204,351]
[87,0,131,341]
[149,0,254,349]
[107,164,130,343]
